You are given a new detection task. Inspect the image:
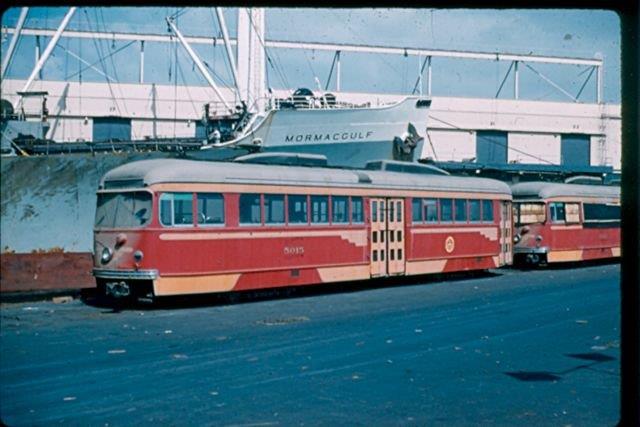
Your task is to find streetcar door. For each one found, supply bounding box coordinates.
[499,201,513,266]
[370,198,406,277]
[387,198,406,275]
[370,198,387,277]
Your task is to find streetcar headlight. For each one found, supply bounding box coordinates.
[101,247,113,264]
[513,234,521,244]
[133,250,144,262]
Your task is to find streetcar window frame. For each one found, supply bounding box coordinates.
[412,198,422,223]
[95,190,153,229]
[482,200,494,223]
[549,202,566,223]
[239,193,262,226]
[311,195,329,225]
[583,202,621,226]
[288,194,309,225]
[565,202,581,224]
[264,194,286,225]
[469,199,481,223]
[424,198,438,223]
[440,198,453,223]
[159,192,194,227]
[351,197,364,224]
[454,199,468,223]
[332,196,349,224]
[196,193,225,227]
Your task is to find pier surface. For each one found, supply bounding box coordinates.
[0,263,620,426]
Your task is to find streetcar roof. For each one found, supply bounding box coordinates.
[99,159,512,195]
[510,181,620,200]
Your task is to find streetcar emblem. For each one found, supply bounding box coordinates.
[445,236,455,253]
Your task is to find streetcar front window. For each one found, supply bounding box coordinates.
[95,191,152,228]
[514,202,546,225]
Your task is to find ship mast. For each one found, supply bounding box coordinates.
[236,8,266,114]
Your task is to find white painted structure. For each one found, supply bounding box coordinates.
[1,78,622,170]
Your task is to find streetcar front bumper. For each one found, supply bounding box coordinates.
[93,269,158,298]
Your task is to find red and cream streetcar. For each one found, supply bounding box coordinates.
[511,181,620,266]
[92,156,513,300]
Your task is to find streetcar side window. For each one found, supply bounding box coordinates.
[351,197,364,224]
[265,194,285,225]
[455,199,468,223]
[197,193,224,226]
[311,195,329,224]
[440,198,453,222]
[482,200,494,222]
[424,199,438,223]
[469,199,481,222]
[372,200,378,222]
[584,203,620,227]
[239,193,262,225]
[514,202,545,225]
[288,195,308,224]
[332,196,349,224]
[565,203,580,224]
[412,198,423,223]
[549,202,566,223]
[159,193,193,227]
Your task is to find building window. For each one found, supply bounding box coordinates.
[239,193,261,225]
[197,193,224,225]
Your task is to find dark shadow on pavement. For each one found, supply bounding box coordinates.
[505,351,617,382]
[79,269,502,311]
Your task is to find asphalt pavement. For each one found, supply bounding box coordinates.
[0,262,620,426]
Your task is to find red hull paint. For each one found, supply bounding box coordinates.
[1,252,94,292]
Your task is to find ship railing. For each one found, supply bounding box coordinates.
[203,95,400,117]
